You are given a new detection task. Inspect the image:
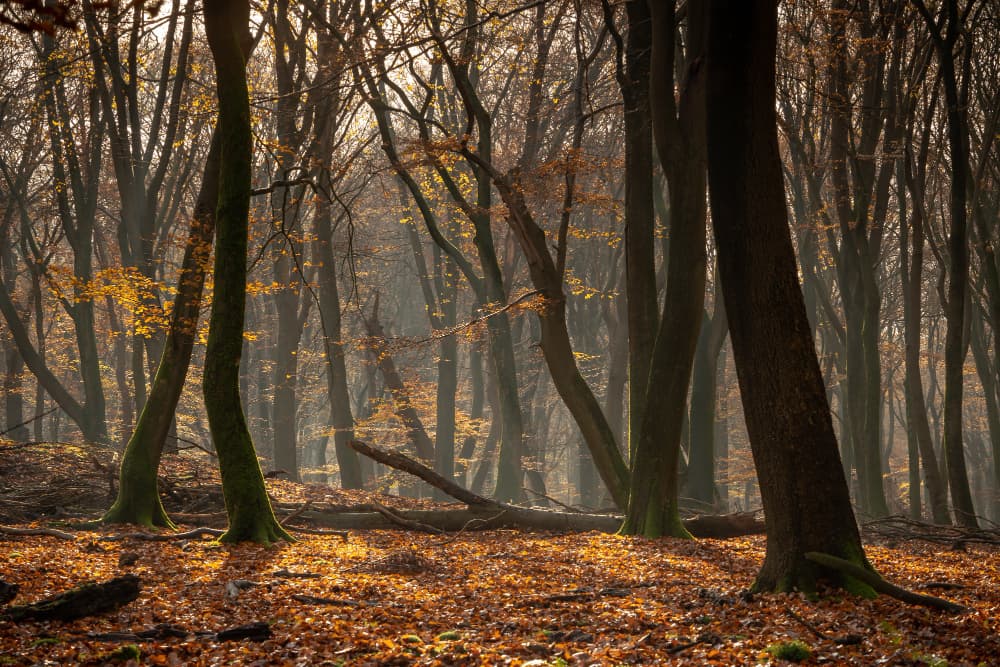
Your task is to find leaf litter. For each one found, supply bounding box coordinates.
[1,526,998,665]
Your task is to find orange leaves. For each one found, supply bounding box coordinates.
[0,514,998,664]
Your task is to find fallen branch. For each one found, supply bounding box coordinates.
[667,631,722,655]
[522,585,634,606]
[371,501,444,534]
[0,408,57,437]
[804,552,970,614]
[216,621,272,641]
[785,607,827,640]
[280,500,314,527]
[523,487,583,513]
[284,524,349,540]
[272,569,321,579]
[0,525,77,540]
[348,440,491,506]
[100,527,224,542]
[85,623,190,642]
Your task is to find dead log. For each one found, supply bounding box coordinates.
[216,621,272,641]
[0,524,77,540]
[681,512,765,538]
[299,507,622,533]
[346,440,766,537]
[2,575,140,622]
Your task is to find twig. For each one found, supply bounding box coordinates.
[284,525,349,541]
[785,607,828,640]
[166,434,217,457]
[272,569,322,579]
[523,487,583,513]
[434,510,509,545]
[375,289,543,353]
[666,632,721,655]
[371,501,444,534]
[919,581,966,591]
[280,499,314,527]
[0,407,57,437]
[291,593,362,607]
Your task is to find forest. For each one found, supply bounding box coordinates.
[0,0,999,664]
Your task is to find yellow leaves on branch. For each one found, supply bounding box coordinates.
[48,265,170,337]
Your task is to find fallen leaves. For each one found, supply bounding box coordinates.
[0,526,998,665]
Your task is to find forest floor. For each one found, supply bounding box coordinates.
[1,443,999,665]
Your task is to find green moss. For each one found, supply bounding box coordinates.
[29,637,60,648]
[436,630,461,641]
[106,644,141,662]
[765,639,812,662]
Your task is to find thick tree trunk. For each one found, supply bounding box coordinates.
[202,0,290,544]
[706,0,871,594]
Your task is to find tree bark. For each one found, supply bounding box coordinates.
[706,0,871,594]
[202,0,291,544]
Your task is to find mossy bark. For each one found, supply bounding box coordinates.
[203,0,291,545]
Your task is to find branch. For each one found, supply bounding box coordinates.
[348,439,493,507]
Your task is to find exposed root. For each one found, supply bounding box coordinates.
[804,552,970,614]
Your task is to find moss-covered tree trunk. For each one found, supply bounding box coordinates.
[706,0,871,594]
[620,0,707,538]
[102,132,221,529]
[202,0,291,545]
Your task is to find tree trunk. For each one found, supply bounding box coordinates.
[923,0,978,528]
[901,156,951,524]
[706,0,871,594]
[102,133,222,528]
[621,0,707,538]
[202,0,290,544]
[613,0,657,462]
[686,287,727,507]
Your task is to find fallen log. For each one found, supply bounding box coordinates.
[345,440,766,537]
[300,508,621,533]
[2,575,140,622]
[682,512,766,539]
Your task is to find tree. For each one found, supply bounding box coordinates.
[706,0,870,592]
[202,0,290,544]
[618,0,709,537]
[913,0,978,529]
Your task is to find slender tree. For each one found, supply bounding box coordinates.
[202,0,291,544]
